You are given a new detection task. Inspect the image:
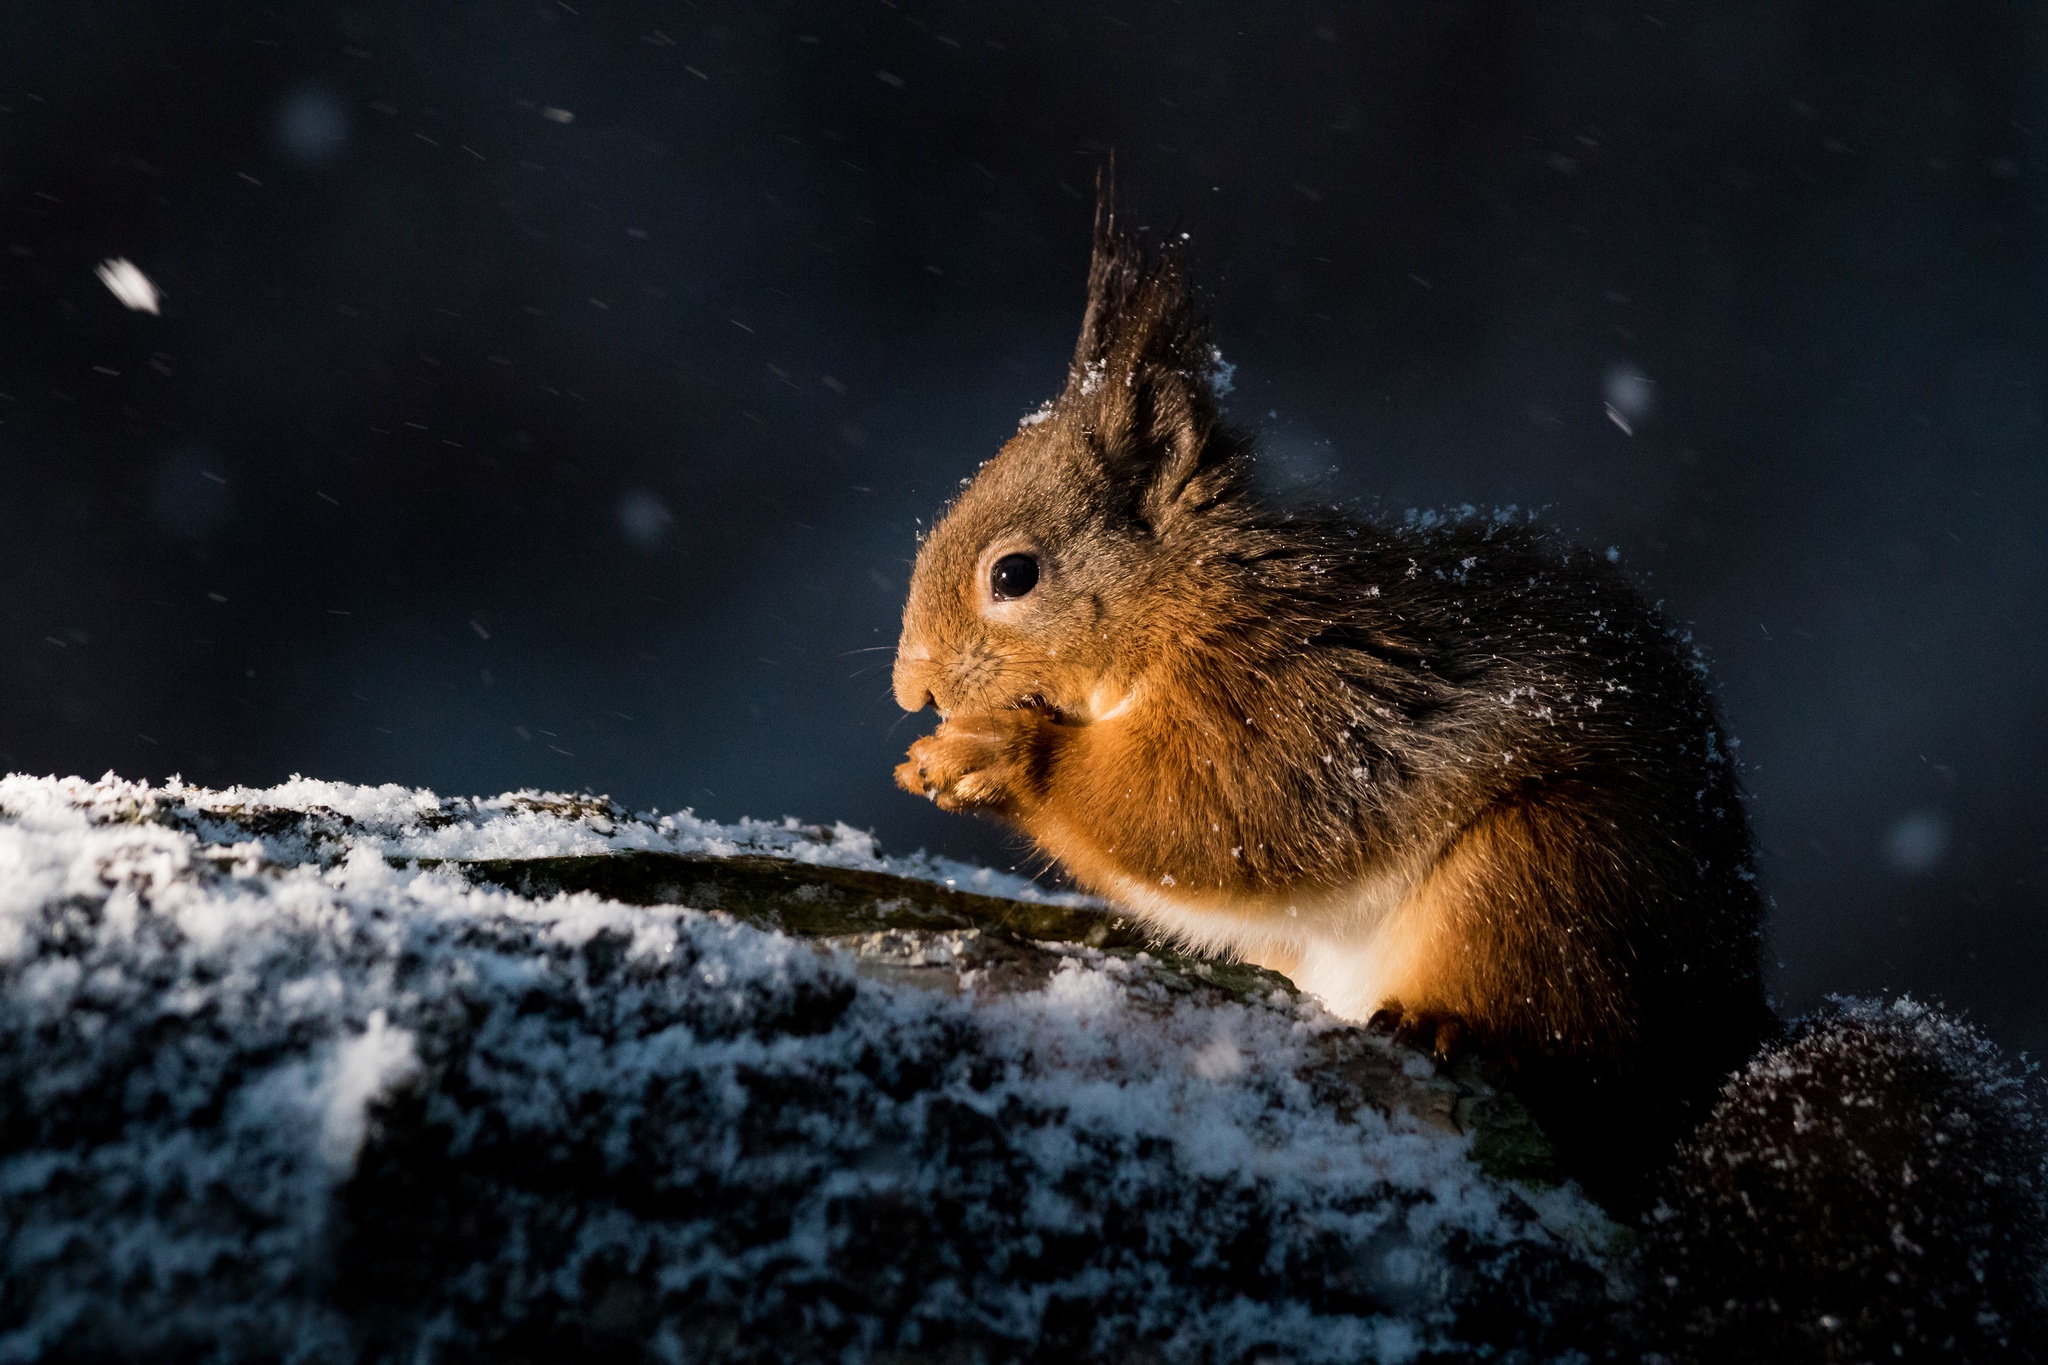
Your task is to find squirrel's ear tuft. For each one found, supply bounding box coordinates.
[1061,170,1235,524]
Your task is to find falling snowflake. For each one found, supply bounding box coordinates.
[96,258,160,314]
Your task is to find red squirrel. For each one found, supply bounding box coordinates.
[891,198,1774,1195]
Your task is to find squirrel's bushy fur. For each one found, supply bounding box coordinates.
[891,194,2048,1344]
[1645,998,2048,1361]
[893,196,1772,1201]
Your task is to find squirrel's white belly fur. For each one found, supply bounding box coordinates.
[1104,869,1430,1024]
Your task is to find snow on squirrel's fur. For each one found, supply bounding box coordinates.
[0,774,1622,1362]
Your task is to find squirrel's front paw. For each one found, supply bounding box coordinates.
[895,710,1046,814]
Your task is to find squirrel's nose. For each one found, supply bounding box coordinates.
[892,646,937,712]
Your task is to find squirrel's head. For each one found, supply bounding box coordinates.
[894,195,1249,721]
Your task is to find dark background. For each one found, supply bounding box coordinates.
[3,2,2043,1050]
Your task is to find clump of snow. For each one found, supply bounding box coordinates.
[316,1010,421,1172]
[0,774,1620,1361]
[0,772,1086,908]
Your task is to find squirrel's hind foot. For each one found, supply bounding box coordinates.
[1367,1003,1469,1066]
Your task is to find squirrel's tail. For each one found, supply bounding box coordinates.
[1639,997,2048,1362]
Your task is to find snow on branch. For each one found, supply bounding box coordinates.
[0,775,1617,1362]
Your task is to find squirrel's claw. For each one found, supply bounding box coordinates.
[893,756,934,798]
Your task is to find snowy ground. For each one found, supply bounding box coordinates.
[0,774,1628,1362]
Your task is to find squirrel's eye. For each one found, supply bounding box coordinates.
[990,552,1040,601]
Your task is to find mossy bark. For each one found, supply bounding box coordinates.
[431,849,1564,1188]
